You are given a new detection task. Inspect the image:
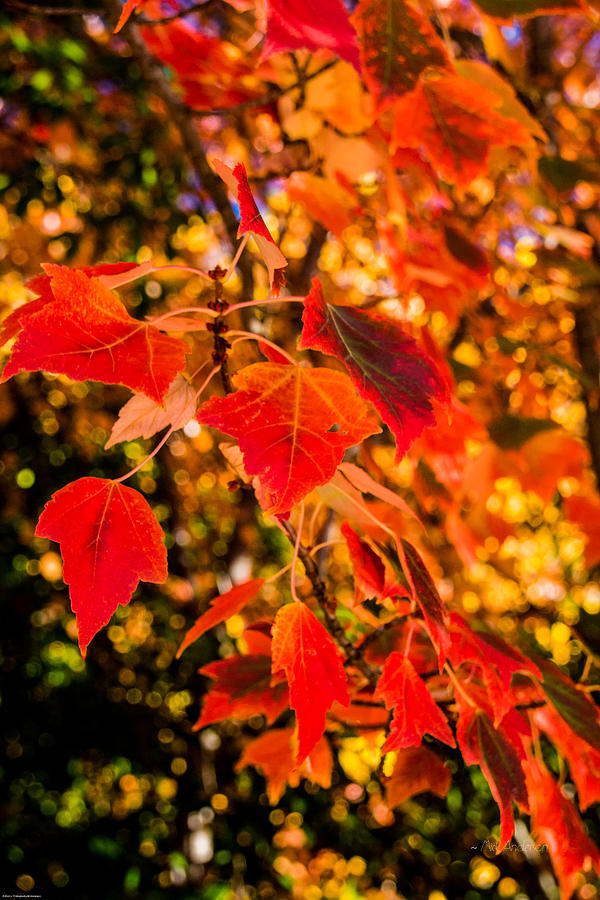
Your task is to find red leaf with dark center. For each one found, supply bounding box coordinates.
[298,279,448,460]
[456,702,528,850]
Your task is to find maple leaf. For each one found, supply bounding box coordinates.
[353,0,450,108]
[286,172,359,238]
[235,728,333,804]
[176,579,265,657]
[261,0,361,74]
[342,521,388,604]
[0,263,138,346]
[1,266,187,404]
[35,477,167,658]
[271,602,349,764]
[212,159,287,294]
[193,654,289,730]
[447,613,541,724]
[524,755,600,898]
[456,703,528,850]
[298,279,448,461]
[537,656,600,753]
[534,704,600,810]
[396,539,450,664]
[391,70,538,187]
[375,652,455,752]
[105,373,197,449]
[385,746,451,808]
[198,362,380,515]
[114,0,143,32]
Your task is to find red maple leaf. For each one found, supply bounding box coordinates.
[524,755,600,898]
[396,539,450,664]
[391,70,538,187]
[298,279,448,461]
[353,0,450,108]
[198,363,380,515]
[193,654,289,730]
[35,477,167,657]
[177,579,265,657]
[271,602,349,764]
[235,727,333,804]
[385,745,451,807]
[456,701,528,849]
[212,159,287,294]
[534,704,600,810]
[375,652,455,752]
[261,0,361,74]
[1,265,188,404]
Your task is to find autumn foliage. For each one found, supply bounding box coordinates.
[4,0,600,897]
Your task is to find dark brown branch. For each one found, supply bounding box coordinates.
[574,301,600,487]
[281,521,380,688]
[2,0,100,12]
[138,0,218,25]
[105,0,254,300]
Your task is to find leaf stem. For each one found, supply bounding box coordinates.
[226,295,307,315]
[148,306,218,326]
[290,503,305,603]
[228,332,298,365]
[222,234,249,285]
[194,365,221,401]
[113,427,174,485]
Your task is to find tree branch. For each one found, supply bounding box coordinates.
[574,301,600,487]
[281,520,380,688]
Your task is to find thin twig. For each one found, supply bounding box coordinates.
[281,520,380,688]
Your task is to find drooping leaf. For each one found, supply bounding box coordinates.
[524,755,600,899]
[235,728,333,804]
[35,477,167,658]
[342,521,387,604]
[353,0,450,108]
[105,373,197,449]
[391,70,538,187]
[397,539,450,663]
[1,266,188,404]
[376,652,455,751]
[338,462,421,524]
[448,613,541,724]
[538,657,600,752]
[193,654,289,730]
[261,0,361,74]
[177,579,265,657]
[385,746,451,808]
[212,159,287,293]
[271,602,349,763]
[299,279,448,460]
[198,363,380,515]
[534,704,600,810]
[457,703,528,849]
